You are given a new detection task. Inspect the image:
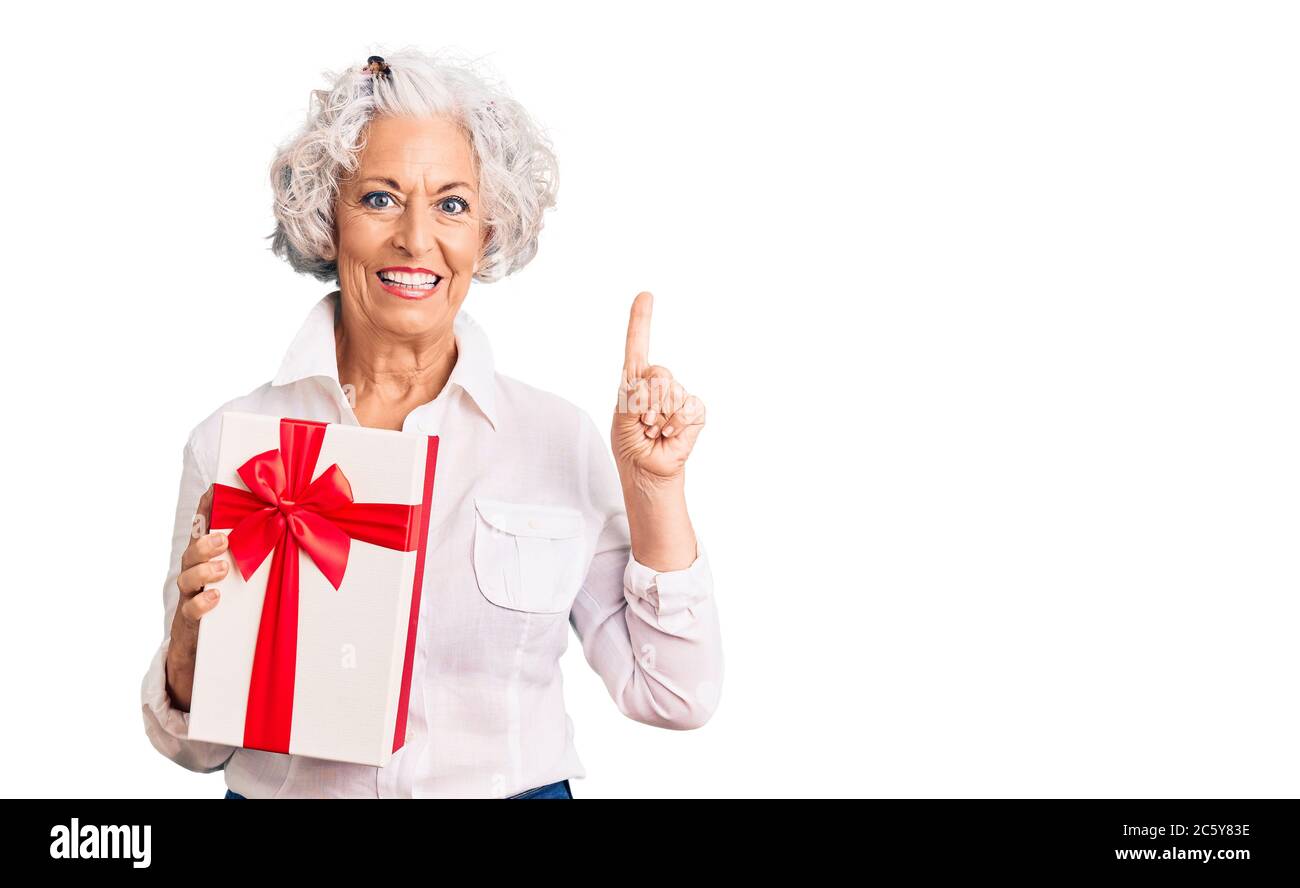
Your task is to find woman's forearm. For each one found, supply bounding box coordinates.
[165,630,197,712]
[621,473,697,572]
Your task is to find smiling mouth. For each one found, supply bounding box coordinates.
[375,271,443,299]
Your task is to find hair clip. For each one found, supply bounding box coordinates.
[364,56,392,79]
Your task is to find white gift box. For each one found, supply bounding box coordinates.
[187,411,439,767]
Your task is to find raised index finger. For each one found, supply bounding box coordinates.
[622,291,653,383]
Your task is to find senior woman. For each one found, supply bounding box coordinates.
[140,51,722,799]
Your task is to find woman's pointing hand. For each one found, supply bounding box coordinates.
[612,291,706,487]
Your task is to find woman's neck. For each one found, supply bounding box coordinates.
[333,299,458,430]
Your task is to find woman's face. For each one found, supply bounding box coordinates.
[333,114,484,338]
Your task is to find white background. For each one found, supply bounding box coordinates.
[1,1,1296,798]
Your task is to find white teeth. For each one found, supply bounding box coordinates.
[378,271,440,287]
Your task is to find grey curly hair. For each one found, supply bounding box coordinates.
[267,47,559,284]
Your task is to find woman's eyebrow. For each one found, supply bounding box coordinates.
[357,176,473,194]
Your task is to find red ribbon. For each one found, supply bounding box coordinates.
[211,418,423,754]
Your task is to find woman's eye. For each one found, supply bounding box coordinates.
[362,191,396,210]
[439,196,469,215]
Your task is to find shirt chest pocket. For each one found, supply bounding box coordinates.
[472,497,588,614]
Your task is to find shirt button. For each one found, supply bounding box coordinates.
[528,519,540,529]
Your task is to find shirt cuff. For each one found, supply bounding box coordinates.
[142,636,238,772]
[624,536,713,633]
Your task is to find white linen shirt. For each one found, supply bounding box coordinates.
[141,290,723,798]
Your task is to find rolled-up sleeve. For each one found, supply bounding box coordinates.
[569,411,724,730]
[140,437,238,773]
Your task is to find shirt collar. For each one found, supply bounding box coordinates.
[271,290,499,431]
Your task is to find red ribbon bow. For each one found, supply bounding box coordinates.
[211,418,423,754]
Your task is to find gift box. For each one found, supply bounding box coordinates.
[187,411,439,767]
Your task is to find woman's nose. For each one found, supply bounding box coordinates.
[393,205,435,256]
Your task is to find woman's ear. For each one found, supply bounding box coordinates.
[322,226,339,262]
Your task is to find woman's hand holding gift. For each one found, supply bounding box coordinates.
[165,486,229,712]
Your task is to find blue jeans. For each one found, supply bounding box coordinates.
[506,779,573,799]
[224,779,573,799]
